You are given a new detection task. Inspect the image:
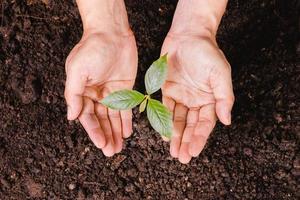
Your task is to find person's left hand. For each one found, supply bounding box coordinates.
[161,33,235,164]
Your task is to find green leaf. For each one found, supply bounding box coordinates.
[146,98,173,138]
[139,98,148,113]
[145,54,168,95]
[101,89,145,110]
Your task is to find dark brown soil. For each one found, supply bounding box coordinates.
[0,0,299,199]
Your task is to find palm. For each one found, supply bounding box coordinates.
[67,32,137,89]
[65,32,138,156]
[161,34,234,163]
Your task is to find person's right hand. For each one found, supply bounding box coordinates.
[64,29,138,156]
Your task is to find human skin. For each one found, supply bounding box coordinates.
[161,0,235,163]
[64,0,234,162]
[64,0,138,156]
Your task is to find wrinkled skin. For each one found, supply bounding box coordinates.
[64,30,138,156]
[161,33,235,164]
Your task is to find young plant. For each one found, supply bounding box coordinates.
[101,54,173,138]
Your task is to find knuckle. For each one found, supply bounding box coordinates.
[186,122,196,128]
[81,108,94,115]
[108,112,120,119]
[198,118,214,126]
[231,95,235,103]
[223,61,232,71]
[114,131,122,137]
[65,57,71,71]
[65,63,69,73]
[96,111,108,120]
[121,110,132,117]
[228,94,235,104]
[121,116,131,121]
[226,64,232,72]
[199,134,209,142]
[211,64,231,77]
[64,89,70,100]
[174,116,186,123]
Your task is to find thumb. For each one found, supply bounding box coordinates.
[210,64,235,125]
[64,65,87,120]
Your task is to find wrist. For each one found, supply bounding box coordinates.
[169,0,227,37]
[76,0,131,35]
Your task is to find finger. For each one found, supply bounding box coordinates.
[120,110,132,138]
[64,64,87,120]
[78,97,106,149]
[170,103,188,158]
[95,103,115,157]
[163,96,176,113]
[189,104,217,157]
[162,96,176,142]
[83,86,101,102]
[210,64,235,125]
[108,108,123,154]
[178,109,198,164]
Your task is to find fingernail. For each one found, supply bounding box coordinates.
[226,111,231,125]
[67,106,72,120]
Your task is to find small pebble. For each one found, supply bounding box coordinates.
[293,157,300,169]
[68,183,76,190]
[243,147,253,157]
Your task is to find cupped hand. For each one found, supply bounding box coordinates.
[64,30,138,156]
[161,33,234,164]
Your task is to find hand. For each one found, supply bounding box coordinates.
[64,30,138,156]
[161,33,234,164]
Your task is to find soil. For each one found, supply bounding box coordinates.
[0,0,299,199]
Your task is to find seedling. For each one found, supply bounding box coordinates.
[101,54,173,138]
